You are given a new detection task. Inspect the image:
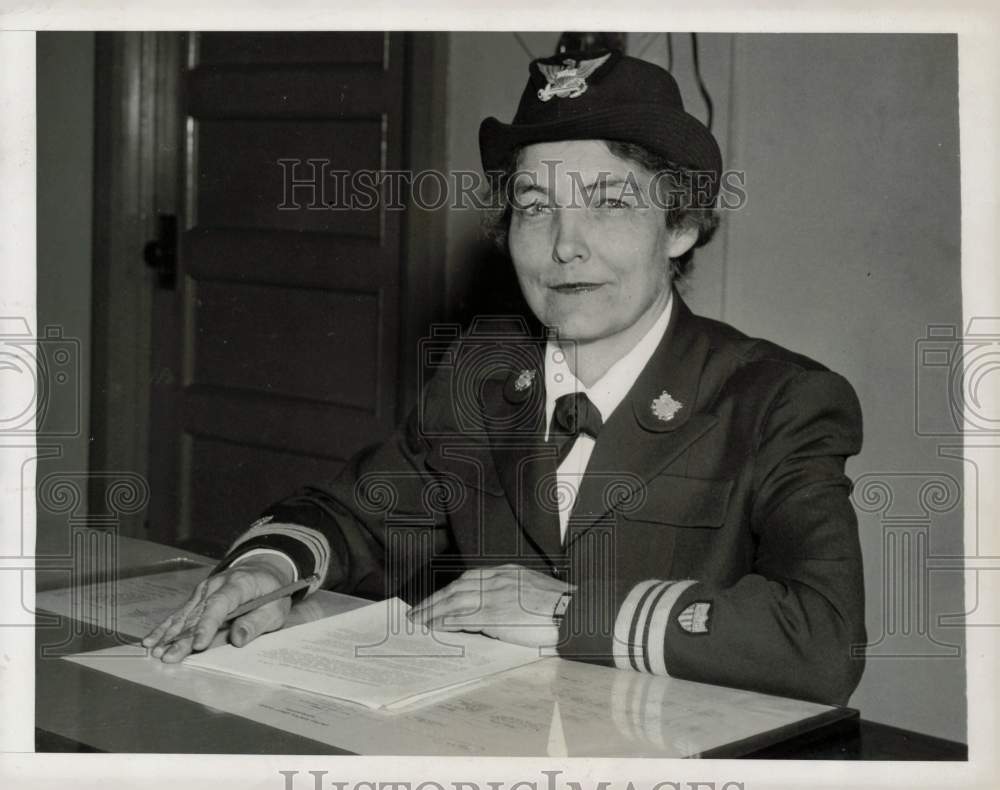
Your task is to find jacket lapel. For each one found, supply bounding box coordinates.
[565,295,718,549]
[480,342,564,563]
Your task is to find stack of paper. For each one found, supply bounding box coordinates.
[184,597,545,710]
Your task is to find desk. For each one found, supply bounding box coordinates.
[34,537,966,760]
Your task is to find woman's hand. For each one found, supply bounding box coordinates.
[141,554,296,662]
[407,564,573,648]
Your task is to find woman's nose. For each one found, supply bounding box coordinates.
[552,208,591,265]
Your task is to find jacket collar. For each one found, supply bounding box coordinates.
[481,291,719,559]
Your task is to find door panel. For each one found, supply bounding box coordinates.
[197,31,387,66]
[196,119,384,235]
[189,280,382,408]
[148,32,407,553]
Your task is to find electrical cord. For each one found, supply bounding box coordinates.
[690,32,715,131]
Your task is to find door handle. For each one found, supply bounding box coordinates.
[143,214,177,289]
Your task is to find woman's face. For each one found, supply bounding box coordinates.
[507,140,696,344]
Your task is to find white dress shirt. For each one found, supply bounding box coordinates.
[543,291,674,543]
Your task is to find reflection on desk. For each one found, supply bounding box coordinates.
[34,536,965,759]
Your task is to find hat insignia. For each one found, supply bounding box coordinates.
[514,369,536,392]
[537,52,611,102]
[651,390,683,422]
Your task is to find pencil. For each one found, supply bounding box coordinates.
[157,573,319,648]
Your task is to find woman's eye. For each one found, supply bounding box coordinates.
[597,198,630,210]
[517,202,551,216]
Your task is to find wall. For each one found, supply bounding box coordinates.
[445,32,965,742]
[35,33,95,551]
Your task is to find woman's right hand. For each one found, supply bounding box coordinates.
[141,553,296,663]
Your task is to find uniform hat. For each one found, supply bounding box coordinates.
[479,49,722,206]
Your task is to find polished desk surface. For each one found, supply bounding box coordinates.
[34,536,967,760]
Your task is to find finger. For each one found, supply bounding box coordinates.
[229,600,289,648]
[144,574,227,649]
[151,596,213,653]
[187,585,244,648]
[409,588,472,624]
[425,616,472,632]
[159,633,196,663]
[147,608,197,656]
[412,590,484,626]
[142,613,178,648]
[141,582,209,647]
[427,604,486,632]
[153,588,227,654]
[408,577,492,622]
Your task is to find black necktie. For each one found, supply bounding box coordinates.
[551,392,603,466]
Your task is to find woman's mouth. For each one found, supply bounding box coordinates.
[550,282,604,294]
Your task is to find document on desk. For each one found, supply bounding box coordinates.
[63,646,841,756]
[35,566,213,639]
[183,597,544,710]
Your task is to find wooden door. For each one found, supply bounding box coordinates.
[146,32,411,554]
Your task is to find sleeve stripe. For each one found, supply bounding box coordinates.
[233,523,330,572]
[639,581,677,673]
[630,582,671,671]
[223,520,331,595]
[229,548,299,582]
[645,579,697,676]
[235,522,329,567]
[613,578,699,676]
[613,580,661,670]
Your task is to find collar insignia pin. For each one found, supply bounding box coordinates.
[651,390,683,422]
[514,369,536,392]
[536,52,611,102]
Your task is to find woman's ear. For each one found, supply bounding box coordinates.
[666,225,699,259]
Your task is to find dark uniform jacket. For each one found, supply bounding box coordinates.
[219,293,866,706]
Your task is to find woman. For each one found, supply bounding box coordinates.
[145,49,866,705]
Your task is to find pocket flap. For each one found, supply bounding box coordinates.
[425,443,504,496]
[619,475,734,528]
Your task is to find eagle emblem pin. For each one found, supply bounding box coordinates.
[536,52,612,102]
[651,390,683,422]
[514,369,536,392]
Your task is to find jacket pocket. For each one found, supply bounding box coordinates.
[618,475,734,528]
[425,443,505,496]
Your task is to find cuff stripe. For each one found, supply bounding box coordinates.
[225,521,331,595]
[233,522,329,571]
[237,522,329,567]
[614,578,699,676]
[613,580,660,670]
[229,549,299,582]
[646,579,697,676]
[640,582,676,673]
[630,582,670,671]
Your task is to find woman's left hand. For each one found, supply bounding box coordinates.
[407,564,573,648]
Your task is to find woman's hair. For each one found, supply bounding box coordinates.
[483,140,720,282]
